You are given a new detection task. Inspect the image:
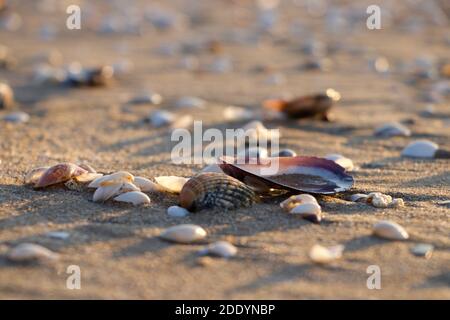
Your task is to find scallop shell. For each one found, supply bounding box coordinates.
[219,156,354,195]
[7,243,59,262]
[309,244,344,264]
[159,224,207,244]
[401,140,438,158]
[167,205,190,217]
[179,172,258,211]
[374,122,411,137]
[0,82,14,109]
[325,154,354,171]
[155,176,189,194]
[373,220,409,240]
[34,163,87,188]
[113,191,150,205]
[198,241,237,258]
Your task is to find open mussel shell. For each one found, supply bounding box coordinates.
[219,156,354,195]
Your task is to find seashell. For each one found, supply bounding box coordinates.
[46,231,70,240]
[130,91,163,105]
[25,166,49,185]
[7,243,58,262]
[367,192,392,208]
[290,202,322,223]
[3,111,29,123]
[89,171,134,188]
[325,154,354,171]
[242,120,280,142]
[148,110,175,127]
[134,176,160,192]
[437,200,450,207]
[198,241,237,258]
[223,106,254,121]
[274,149,297,157]
[167,205,190,217]
[179,172,257,211]
[390,198,405,208]
[113,191,150,205]
[159,224,207,244]
[171,115,193,129]
[73,172,103,183]
[280,194,318,211]
[262,88,340,121]
[175,96,205,109]
[118,182,141,193]
[34,163,87,188]
[155,176,189,194]
[66,65,114,87]
[309,244,344,264]
[411,244,433,259]
[0,82,14,109]
[78,163,97,173]
[374,122,411,138]
[401,140,438,158]
[219,156,354,195]
[350,193,368,203]
[93,183,123,202]
[373,220,409,240]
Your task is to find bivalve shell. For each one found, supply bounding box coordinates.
[134,176,160,192]
[373,220,409,240]
[401,140,438,158]
[34,163,87,188]
[325,154,354,171]
[374,122,411,137]
[159,224,207,244]
[7,243,58,262]
[155,176,189,194]
[290,202,323,223]
[167,205,190,217]
[198,241,237,258]
[113,191,150,205]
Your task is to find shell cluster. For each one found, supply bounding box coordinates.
[350,192,404,208]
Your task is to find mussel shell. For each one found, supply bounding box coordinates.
[179,172,258,211]
[219,156,354,194]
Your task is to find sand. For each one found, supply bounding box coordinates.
[0,0,449,299]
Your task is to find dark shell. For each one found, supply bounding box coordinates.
[179,172,258,212]
[219,156,354,195]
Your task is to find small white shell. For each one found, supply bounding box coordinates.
[118,182,141,193]
[159,224,207,244]
[7,243,58,262]
[290,202,322,215]
[280,194,318,211]
[373,220,409,240]
[93,183,123,202]
[374,122,411,137]
[167,205,190,217]
[223,106,254,121]
[130,91,163,105]
[25,166,49,184]
[113,191,150,205]
[325,154,354,171]
[155,176,189,194]
[88,171,134,188]
[3,111,30,123]
[148,110,175,127]
[350,193,368,202]
[309,244,344,264]
[199,241,237,258]
[134,176,160,192]
[401,140,438,158]
[411,244,433,259]
[175,96,205,109]
[390,198,405,208]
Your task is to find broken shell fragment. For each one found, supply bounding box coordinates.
[155,176,189,194]
[263,88,340,121]
[411,244,434,259]
[219,156,354,195]
[34,163,87,188]
[179,172,257,211]
[373,220,409,240]
[159,224,207,244]
[66,65,114,87]
[325,154,354,171]
[0,82,14,109]
[129,91,163,105]
[167,205,190,217]
[198,241,237,258]
[401,140,438,158]
[7,243,58,263]
[113,191,150,205]
[374,122,411,137]
[309,244,344,264]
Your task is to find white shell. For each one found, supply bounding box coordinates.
[113,191,150,205]
[199,241,237,258]
[374,122,411,137]
[350,193,368,202]
[154,176,189,194]
[148,110,175,127]
[290,202,322,215]
[325,154,354,171]
[159,224,207,244]
[25,166,49,184]
[390,198,405,208]
[401,140,438,158]
[167,205,190,217]
[175,96,205,109]
[88,171,134,188]
[223,106,254,121]
[74,172,103,183]
[411,244,433,259]
[3,111,30,123]
[134,176,160,192]
[280,194,318,211]
[93,183,123,202]
[309,244,344,264]
[7,243,58,262]
[368,192,392,208]
[373,220,409,240]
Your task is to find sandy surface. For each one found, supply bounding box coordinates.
[0,0,449,299]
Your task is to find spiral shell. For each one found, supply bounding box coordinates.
[179,172,257,211]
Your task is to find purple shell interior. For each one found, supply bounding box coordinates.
[219,156,354,194]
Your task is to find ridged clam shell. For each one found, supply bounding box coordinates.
[179,172,257,211]
[198,241,238,258]
[373,220,409,240]
[155,176,189,194]
[7,243,58,262]
[309,244,344,264]
[401,140,438,158]
[34,163,87,188]
[159,224,207,244]
[113,191,150,205]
